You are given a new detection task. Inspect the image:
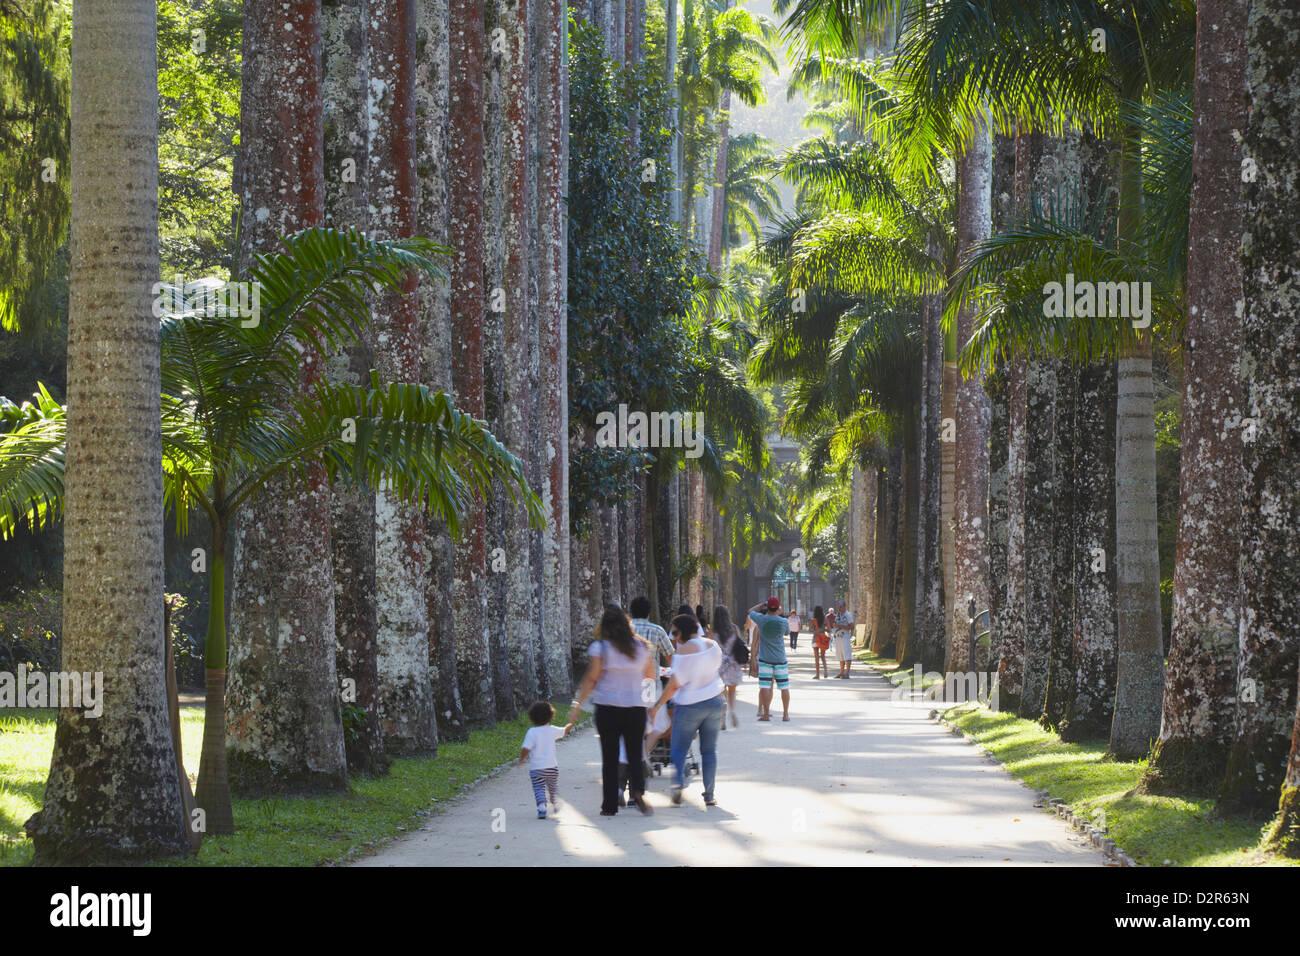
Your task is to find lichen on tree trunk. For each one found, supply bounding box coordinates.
[1042,360,1076,731]
[1019,359,1056,721]
[950,117,992,676]
[916,293,946,672]
[323,0,389,777]
[996,354,1027,713]
[225,0,347,797]
[1062,361,1118,742]
[1221,0,1300,819]
[1143,0,1246,794]
[414,0,467,742]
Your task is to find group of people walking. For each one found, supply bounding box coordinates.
[518,593,857,819]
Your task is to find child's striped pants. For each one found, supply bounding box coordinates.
[529,767,559,808]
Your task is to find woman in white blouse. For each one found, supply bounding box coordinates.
[649,613,725,807]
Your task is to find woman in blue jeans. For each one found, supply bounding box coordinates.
[650,613,725,807]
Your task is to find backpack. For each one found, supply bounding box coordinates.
[731,631,750,665]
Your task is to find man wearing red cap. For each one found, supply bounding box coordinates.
[748,596,791,721]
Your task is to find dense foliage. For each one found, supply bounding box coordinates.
[567,20,701,535]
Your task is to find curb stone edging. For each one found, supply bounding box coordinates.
[927,708,1137,867]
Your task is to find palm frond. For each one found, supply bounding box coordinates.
[0,385,66,539]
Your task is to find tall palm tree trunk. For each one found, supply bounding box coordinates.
[625,0,643,65]
[1223,0,1300,820]
[599,503,621,607]
[854,465,877,642]
[997,355,1027,713]
[1042,360,1077,728]
[1062,130,1119,742]
[665,0,681,227]
[501,0,541,713]
[448,0,495,725]
[950,118,992,675]
[651,468,674,619]
[1063,360,1118,741]
[225,0,348,797]
[707,86,730,270]
[1016,127,1079,722]
[1144,0,1247,792]
[482,0,514,721]
[323,0,388,775]
[917,290,946,672]
[897,410,921,667]
[1109,128,1165,760]
[997,124,1034,715]
[939,359,956,662]
[872,454,902,657]
[688,470,705,601]
[28,0,190,860]
[537,0,572,694]
[370,0,437,750]
[1019,359,1056,720]
[984,133,1016,675]
[415,0,468,739]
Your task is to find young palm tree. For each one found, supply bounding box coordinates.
[0,228,544,836]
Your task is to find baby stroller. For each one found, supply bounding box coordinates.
[646,683,700,779]
[616,736,695,806]
[648,730,699,779]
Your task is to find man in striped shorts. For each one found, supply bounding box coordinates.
[748,597,791,722]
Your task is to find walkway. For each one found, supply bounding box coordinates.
[355,642,1103,867]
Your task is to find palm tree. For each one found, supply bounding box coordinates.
[367,0,438,752]
[413,0,472,737]
[1226,0,1300,823]
[1141,0,1245,794]
[873,0,1194,756]
[0,228,544,836]
[676,0,779,244]
[536,0,572,697]
[447,0,495,726]
[322,0,385,776]
[18,0,191,864]
[950,118,992,674]
[498,0,543,715]
[750,133,948,662]
[723,133,783,255]
[228,0,342,809]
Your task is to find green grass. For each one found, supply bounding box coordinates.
[1,701,587,867]
[0,709,54,866]
[943,702,1294,867]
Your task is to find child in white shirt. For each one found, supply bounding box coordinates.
[519,701,574,819]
